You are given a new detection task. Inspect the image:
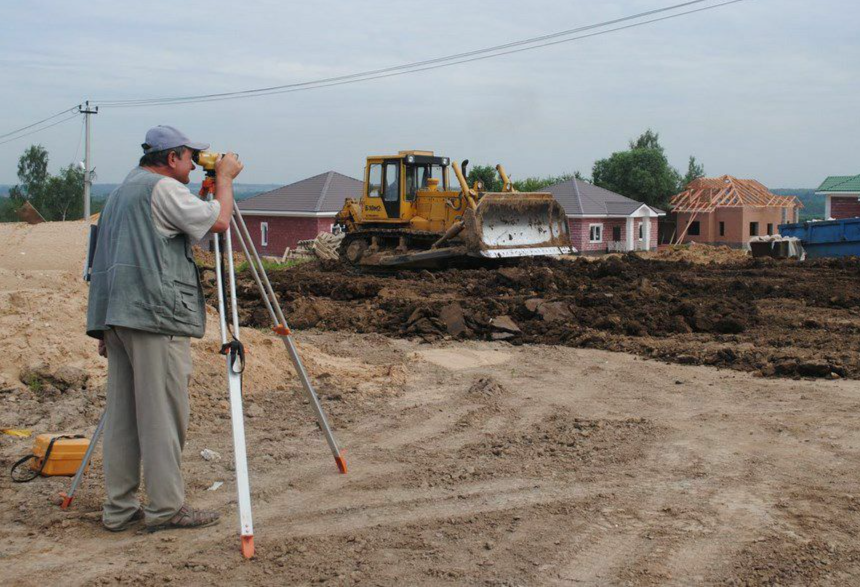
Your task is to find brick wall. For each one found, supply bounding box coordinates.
[568,217,658,253]
[241,215,335,257]
[830,196,860,220]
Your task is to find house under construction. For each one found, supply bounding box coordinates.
[669,176,802,247]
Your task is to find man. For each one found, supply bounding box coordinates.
[86,125,243,533]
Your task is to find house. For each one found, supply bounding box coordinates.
[238,171,363,256]
[542,178,665,253]
[670,176,802,247]
[817,174,860,220]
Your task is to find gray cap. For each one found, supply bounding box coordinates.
[142,125,209,154]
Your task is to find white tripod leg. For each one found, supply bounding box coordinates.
[231,209,347,474]
[214,228,255,559]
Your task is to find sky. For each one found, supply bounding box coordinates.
[0,0,857,189]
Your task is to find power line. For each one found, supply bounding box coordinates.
[0,113,81,147]
[0,106,79,140]
[0,0,748,141]
[95,0,746,108]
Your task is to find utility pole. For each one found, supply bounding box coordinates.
[79,101,98,220]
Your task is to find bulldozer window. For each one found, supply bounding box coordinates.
[405,165,417,202]
[405,164,448,201]
[383,162,399,202]
[367,164,382,198]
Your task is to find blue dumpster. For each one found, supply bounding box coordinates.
[778,217,860,259]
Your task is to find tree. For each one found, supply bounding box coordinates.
[466,164,502,192]
[513,173,576,192]
[680,155,705,189]
[41,165,84,221]
[628,128,664,152]
[10,145,49,203]
[4,145,84,221]
[592,130,683,209]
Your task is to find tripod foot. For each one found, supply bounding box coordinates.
[241,535,255,559]
[335,453,348,474]
[59,492,73,510]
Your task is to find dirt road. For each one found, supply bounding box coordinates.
[2,223,860,585]
[3,333,860,585]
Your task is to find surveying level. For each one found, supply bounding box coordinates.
[63,154,347,561]
[193,150,228,173]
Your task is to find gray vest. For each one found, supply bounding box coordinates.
[86,167,206,339]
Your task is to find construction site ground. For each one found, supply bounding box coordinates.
[2,222,860,586]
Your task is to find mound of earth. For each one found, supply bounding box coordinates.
[229,254,860,379]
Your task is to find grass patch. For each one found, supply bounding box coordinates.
[25,375,43,393]
[235,257,310,273]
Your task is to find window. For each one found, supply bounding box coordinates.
[260,222,269,247]
[767,223,773,236]
[612,226,621,242]
[781,208,788,223]
[383,162,399,202]
[687,221,700,236]
[589,223,603,243]
[750,222,759,236]
[719,221,725,237]
[367,164,382,198]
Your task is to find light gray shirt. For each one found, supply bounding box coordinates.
[150,176,220,242]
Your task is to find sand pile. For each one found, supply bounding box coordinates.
[0,221,398,434]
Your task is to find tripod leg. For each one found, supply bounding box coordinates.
[215,229,255,559]
[60,409,107,509]
[232,208,347,473]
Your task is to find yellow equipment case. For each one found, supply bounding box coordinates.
[10,434,90,482]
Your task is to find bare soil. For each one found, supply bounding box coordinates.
[235,254,860,381]
[2,223,860,586]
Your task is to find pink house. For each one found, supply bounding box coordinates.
[238,171,363,257]
[543,178,665,253]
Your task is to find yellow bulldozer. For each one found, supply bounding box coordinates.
[334,151,574,267]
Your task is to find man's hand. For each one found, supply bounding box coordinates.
[98,339,107,358]
[215,152,243,180]
[210,153,243,233]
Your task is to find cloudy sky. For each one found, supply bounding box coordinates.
[1,0,856,188]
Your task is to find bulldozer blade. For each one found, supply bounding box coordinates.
[467,193,575,257]
[376,246,468,266]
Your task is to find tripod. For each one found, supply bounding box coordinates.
[62,172,347,560]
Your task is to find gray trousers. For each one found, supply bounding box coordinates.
[102,326,192,528]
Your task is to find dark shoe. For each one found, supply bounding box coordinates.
[146,504,220,533]
[104,507,145,533]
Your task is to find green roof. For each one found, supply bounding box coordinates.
[818,174,860,192]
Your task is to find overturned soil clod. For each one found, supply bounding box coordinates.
[227,254,860,379]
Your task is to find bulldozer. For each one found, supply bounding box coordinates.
[334,151,574,267]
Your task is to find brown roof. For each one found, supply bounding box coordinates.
[670,176,803,213]
[240,171,363,214]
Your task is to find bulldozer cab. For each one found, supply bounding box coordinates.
[363,151,449,223]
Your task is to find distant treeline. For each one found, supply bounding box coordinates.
[0,183,281,200]
[771,189,823,221]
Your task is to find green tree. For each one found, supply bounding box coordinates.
[41,165,84,220]
[0,197,21,222]
[628,128,664,152]
[513,173,576,192]
[680,155,705,189]
[5,145,85,221]
[592,130,682,209]
[465,164,502,192]
[9,145,49,203]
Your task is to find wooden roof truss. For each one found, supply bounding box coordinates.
[670,176,803,213]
